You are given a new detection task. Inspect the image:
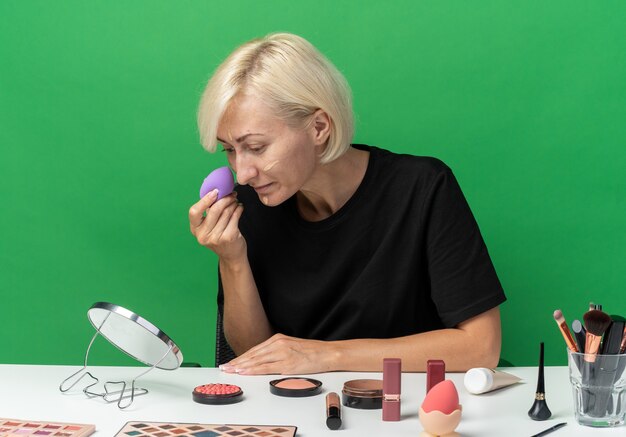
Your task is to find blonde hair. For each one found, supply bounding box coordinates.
[197,33,354,164]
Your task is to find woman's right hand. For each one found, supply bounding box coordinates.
[188,189,246,262]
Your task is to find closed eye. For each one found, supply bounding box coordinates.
[247,144,267,154]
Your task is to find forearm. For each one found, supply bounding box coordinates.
[329,330,497,372]
[327,308,502,372]
[221,306,502,376]
[220,258,274,355]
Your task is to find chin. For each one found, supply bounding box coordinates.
[257,194,284,207]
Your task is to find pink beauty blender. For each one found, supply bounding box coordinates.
[419,380,462,436]
[421,380,459,414]
[199,166,235,200]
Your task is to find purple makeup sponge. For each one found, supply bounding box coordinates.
[199,166,235,200]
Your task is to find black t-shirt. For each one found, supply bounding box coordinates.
[218,144,506,341]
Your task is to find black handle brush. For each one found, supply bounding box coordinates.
[581,309,612,416]
[591,316,626,417]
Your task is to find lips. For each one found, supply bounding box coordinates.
[253,182,273,194]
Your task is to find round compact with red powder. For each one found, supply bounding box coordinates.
[192,383,243,405]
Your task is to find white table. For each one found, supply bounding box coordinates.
[0,364,618,436]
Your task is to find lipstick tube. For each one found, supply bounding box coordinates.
[427,359,446,393]
[383,358,401,421]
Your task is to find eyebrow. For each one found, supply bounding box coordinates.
[216,133,264,145]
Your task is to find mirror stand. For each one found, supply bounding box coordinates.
[59,302,182,409]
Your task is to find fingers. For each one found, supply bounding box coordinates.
[205,199,239,239]
[221,335,290,374]
[189,192,242,248]
[237,363,282,375]
[223,203,244,238]
[188,189,218,229]
[189,190,239,229]
[221,351,283,375]
[225,337,274,368]
[227,334,285,366]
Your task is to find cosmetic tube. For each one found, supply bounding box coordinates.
[464,368,521,394]
[427,359,445,393]
[326,392,341,430]
[383,358,401,421]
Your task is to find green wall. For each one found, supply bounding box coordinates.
[1,1,624,368]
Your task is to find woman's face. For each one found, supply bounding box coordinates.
[217,94,326,206]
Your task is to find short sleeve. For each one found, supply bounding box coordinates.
[422,165,506,327]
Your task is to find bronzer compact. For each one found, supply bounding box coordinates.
[269,377,323,397]
[59,302,183,408]
[342,379,384,409]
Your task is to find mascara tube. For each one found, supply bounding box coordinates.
[326,392,341,430]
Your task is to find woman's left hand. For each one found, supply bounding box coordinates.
[219,334,335,375]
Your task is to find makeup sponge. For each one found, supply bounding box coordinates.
[421,380,459,414]
[199,166,235,200]
[419,380,462,436]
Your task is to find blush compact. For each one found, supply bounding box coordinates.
[342,379,383,409]
[269,377,323,397]
[192,383,243,405]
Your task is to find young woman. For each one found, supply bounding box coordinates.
[189,33,506,375]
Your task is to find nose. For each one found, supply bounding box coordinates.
[234,153,258,186]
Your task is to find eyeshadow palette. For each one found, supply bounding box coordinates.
[0,418,95,436]
[115,422,297,437]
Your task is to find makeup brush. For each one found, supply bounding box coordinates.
[600,316,625,355]
[591,316,626,416]
[568,319,585,374]
[528,342,551,421]
[589,302,603,311]
[552,310,578,352]
[583,309,612,363]
[571,319,586,353]
[580,309,612,416]
[620,325,626,354]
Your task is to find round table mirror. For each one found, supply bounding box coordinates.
[87,302,183,370]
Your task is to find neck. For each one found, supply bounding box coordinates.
[296,147,369,221]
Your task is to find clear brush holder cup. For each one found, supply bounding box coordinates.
[568,350,626,427]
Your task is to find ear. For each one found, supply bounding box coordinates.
[309,109,332,146]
